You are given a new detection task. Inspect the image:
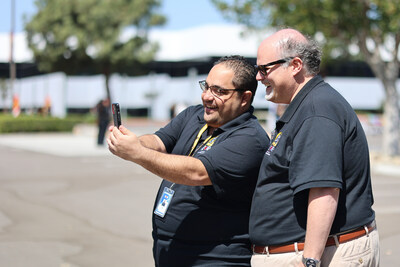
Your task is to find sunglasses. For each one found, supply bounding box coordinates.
[254,57,294,75]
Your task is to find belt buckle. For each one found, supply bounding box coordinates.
[253,245,269,255]
[263,246,269,256]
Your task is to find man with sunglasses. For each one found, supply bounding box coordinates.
[107,55,269,266]
[249,28,379,267]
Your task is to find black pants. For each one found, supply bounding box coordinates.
[97,120,109,145]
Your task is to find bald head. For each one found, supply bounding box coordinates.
[259,29,307,55]
[258,28,321,76]
[273,28,308,42]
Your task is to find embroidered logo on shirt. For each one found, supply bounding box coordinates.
[198,136,218,153]
[266,132,282,155]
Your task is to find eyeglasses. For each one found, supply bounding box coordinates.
[199,80,245,99]
[254,57,294,76]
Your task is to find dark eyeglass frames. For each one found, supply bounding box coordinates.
[254,57,294,75]
[199,80,246,99]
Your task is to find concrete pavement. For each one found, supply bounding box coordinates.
[0,122,399,266]
[0,121,165,157]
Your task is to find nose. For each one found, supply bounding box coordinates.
[256,71,265,81]
[202,88,215,100]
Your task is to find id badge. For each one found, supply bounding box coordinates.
[154,187,175,218]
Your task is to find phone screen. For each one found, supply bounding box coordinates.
[112,103,121,128]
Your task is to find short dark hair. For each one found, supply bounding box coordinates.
[214,55,258,103]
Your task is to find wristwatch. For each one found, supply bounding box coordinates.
[302,256,321,267]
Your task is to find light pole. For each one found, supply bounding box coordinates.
[9,0,16,90]
[10,0,18,116]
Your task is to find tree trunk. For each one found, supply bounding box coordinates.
[358,36,400,157]
[382,79,400,156]
[104,71,112,103]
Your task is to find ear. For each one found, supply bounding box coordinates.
[291,57,303,75]
[240,91,253,108]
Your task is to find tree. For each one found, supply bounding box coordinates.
[212,0,400,156]
[25,0,166,101]
[0,78,9,113]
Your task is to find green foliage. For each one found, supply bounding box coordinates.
[212,0,400,155]
[0,114,88,133]
[24,0,166,99]
[212,0,400,62]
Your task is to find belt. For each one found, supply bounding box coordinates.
[252,221,376,254]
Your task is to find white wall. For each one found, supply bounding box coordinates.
[0,73,396,121]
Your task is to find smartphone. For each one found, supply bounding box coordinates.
[112,103,121,128]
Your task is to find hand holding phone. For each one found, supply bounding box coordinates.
[112,103,122,128]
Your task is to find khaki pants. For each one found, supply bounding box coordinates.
[251,229,380,267]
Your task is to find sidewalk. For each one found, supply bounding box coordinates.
[0,122,399,177]
[0,120,167,157]
[370,152,400,177]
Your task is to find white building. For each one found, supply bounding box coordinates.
[0,24,396,123]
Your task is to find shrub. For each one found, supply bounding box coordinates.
[0,114,88,133]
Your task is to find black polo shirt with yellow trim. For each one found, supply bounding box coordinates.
[153,104,269,266]
[249,75,375,246]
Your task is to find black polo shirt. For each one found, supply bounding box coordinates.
[152,104,269,266]
[249,75,375,246]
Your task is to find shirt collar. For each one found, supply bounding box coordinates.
[278,75,324,124]
[197,106,255,135]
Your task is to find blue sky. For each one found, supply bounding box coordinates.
[1,0,234,33]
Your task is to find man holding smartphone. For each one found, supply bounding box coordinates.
[107,55,269,266]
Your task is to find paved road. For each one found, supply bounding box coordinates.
[0,124,398,267]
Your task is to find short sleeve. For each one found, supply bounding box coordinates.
[290,116,344,194]
[197,127,268,200]
[155,106,199,153]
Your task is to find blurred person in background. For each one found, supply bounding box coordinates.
[96,98,111,146]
